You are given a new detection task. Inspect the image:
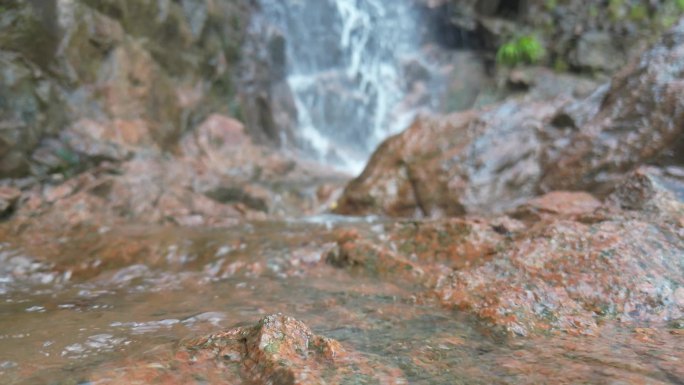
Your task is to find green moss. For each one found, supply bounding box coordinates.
[228,99,244,122]
[669,318,684,329]
[588,4,599,18]
[264,340,281,354]
[49,147,82,177]
[655,0,684,28]
[544,0,558,11]
[56,147,80,167]
[496,35,545,67]
[608,0,626,21]
[629,4,648,21]
[553,57,569,72]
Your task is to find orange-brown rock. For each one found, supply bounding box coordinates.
[330,176,684,336]
[186,314,346,384]
[327,229,428,283]
[511,190,602,222]
[434,215,683,336]
[1,114,348,234]
[90,314,406,385]
[388,217,519,270]
[335,101,561,217]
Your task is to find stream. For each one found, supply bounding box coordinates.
[249,0,445,172]
[1,0,683,384]
[1,218,682,384]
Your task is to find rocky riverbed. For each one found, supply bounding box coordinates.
[1,1,684,384]
[1,168,683,384]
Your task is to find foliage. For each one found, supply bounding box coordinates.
[608,0,626,20]
[588,4,599,18]
[56,147,80,166]
[50,147,82,177]
[657,0,684,28]
[609,0,682,23]
[496,35,545,67]
[553,58,569,72]
[629,4,648,21]
[544,0,558,11]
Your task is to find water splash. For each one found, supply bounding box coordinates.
[254,0,440,173]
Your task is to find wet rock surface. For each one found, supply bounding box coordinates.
[332,171,684,337]
[0,187,20,218]
[90,314,404,385]
[335,101,560,217]
[1,177,682,384]
[0,114,347,233]
[336,19,684,218]
[1,4,684,385]
[434,215,683,336]
[0,0,251,179]
[185,314,347,384]
[540,21,684,194]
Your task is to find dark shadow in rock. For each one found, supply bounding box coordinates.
[204,186,268,212]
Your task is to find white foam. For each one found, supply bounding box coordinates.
[254,0,440,174]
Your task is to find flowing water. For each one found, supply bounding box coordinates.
[252,0,444,173]
[1,220,682,384]
[2,2,683,384]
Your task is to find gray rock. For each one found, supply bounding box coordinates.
[0,186,21,217]
[571,31,626,71]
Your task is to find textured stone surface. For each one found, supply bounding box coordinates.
[332,178,684,336]
[1,115,347,231]
[0,0,250,178]
[336,20,684,218]
[89,314,405,385]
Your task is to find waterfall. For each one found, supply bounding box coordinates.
[249,0,442,174]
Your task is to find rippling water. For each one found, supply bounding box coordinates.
[1,221,682,384]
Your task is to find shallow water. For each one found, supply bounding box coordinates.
[0,219,682,384]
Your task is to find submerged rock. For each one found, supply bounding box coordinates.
[90,314,405,384]
[186,314,346,384]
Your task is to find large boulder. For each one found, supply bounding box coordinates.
[336,19,684,218]
[0,0,251,179]
[335,100,561,217]
[540,21,684,193]
[330,171,684,336]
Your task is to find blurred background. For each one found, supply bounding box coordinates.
[2,0,682,178]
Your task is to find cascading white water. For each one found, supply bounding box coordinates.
[253,0,441,174]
